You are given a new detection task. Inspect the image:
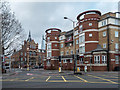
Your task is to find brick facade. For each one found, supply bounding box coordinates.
[11,31,41,68]
[44,10,120,71]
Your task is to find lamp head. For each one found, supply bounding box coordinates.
[64,17,68,19]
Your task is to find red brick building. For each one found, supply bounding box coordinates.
[76,10,102,71]
[11,31,40,68]
[44,10,120,71]
[44,28,61,70]
[38,49,45,67]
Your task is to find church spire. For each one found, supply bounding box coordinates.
[27,30,32,42]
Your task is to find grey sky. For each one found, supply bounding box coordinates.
[9,1,119,49]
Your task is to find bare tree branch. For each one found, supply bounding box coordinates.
[0,1,25,56]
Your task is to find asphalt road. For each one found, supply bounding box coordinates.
[1,68,119,88]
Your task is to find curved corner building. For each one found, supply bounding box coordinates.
[77,10,101,71]
[44,28,61,70]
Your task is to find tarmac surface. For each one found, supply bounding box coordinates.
[1,68,120,88]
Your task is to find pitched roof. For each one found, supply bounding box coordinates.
[91,44,107,53]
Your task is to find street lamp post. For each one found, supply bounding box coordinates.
[64,17,77,74]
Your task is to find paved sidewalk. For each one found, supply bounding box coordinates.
[2,68,21,76]
[2,71,16,76]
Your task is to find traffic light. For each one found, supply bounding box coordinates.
[59,56,61,62]
[1,55,5,62]
[76,55,79,60]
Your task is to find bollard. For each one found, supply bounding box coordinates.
[59,67,61,73]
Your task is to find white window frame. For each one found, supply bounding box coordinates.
[79,46,85,53]
[66,51,69,55]
[61,44,63,48]
[21,52,23,56]
[115,19,118,25]
[55,37,57,39]
[89,23,92,26]
[79,58,83,64]
[115,56,119,64]
[115,31,118,37]
[102,55,107,64]
[89,33,92,37]
[71,50,73,54]
[63,60,67,63]
[82,35,85,42]
[94,55,100,64]
[115,43,119,51]
[103,31,106,37]
[79,25,83,32]
[70,59,72,63]
[55,44,57,47]
[21,58,23,61]
[47,52,51,57]
[76,40,79,44]
[103,43,106,48]
[47,37,50,41]
[25,58,26,61]
[25,53,26,56]
[47,60,50,66]
[47,43,51,50]
[79,36,82,43]
[61,51,64,56]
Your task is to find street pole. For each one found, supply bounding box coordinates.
[73,21,76,74]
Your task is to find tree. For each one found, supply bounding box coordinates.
[0,1,25,56]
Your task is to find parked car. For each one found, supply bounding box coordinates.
[32,65,43,69]
[32,66,39,69]
[39,66,43,68]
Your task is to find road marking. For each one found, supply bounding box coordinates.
[61,76,67,82]
[101,75,118,78]
[10,78,19,81]
[48,80,65,82]
[87,81,116,84]
[87,74,118,84]
[67,80,83,82]
[74,75,88,82]
[46,76,51,82]
[25,77,35,81]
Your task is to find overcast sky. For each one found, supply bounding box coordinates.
[9,0,119,49]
